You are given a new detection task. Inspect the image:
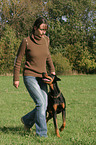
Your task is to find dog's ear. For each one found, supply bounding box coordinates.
[55,75,61,81]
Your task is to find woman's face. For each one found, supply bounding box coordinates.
[34,24,47,38]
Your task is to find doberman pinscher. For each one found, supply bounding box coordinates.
[42,73,66,137]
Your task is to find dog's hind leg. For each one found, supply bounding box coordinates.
[53,104,60,138]
[59,103,66,132]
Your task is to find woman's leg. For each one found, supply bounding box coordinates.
[22,76,48,137]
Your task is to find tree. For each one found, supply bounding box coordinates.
[0,25,21,74]
[46,0,96,73]
[0,0,96,74]
[1,0,44,38]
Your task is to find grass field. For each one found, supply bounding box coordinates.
[0,75,96,145]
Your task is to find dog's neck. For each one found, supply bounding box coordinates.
[50,82,60,96]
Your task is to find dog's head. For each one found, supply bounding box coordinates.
[42,72,61,85]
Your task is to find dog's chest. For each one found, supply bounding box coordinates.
[48,92,65,113]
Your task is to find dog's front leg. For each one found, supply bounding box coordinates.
[53,104,60,138]
[59,103,66,132]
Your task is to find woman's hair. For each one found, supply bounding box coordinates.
[32,17,48,34]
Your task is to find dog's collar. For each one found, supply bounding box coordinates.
[50,92,61,99]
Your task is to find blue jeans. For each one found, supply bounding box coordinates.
[22,76,48,137]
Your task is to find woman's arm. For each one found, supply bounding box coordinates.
[13,38,26,87]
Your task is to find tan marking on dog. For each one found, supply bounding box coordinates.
[53,104,58,111]
[55,129,60,138]
[60,103,65,108]
[50,84,54,90]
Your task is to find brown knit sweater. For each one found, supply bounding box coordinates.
[13,34,55,81]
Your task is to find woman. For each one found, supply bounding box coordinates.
[13,17,55,137]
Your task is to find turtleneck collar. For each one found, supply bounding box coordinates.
[30,34,46,45]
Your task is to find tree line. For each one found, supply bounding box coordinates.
[0,0,96,75]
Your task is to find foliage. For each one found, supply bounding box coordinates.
[0,0,96,74]
[1,0,44,38]
[47,0,96,73]
[51,53,72,75]
[0,25,21,74]
[64,43,96,73]
[79,48,96,73]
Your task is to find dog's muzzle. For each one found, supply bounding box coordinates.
[42,72,55,85]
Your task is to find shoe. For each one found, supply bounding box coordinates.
[21,117,31,131]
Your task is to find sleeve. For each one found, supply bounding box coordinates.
[46,37,55,73]
[13,38,27,81]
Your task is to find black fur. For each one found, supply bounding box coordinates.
[42,73,66,137]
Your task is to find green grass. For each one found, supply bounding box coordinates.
[0,75,96,145]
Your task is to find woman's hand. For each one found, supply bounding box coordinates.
[13,81,19,88]
[51,72,55,75]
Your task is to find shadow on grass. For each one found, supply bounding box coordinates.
[0,126,35,136]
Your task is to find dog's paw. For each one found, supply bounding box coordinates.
[59,123,66,132]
